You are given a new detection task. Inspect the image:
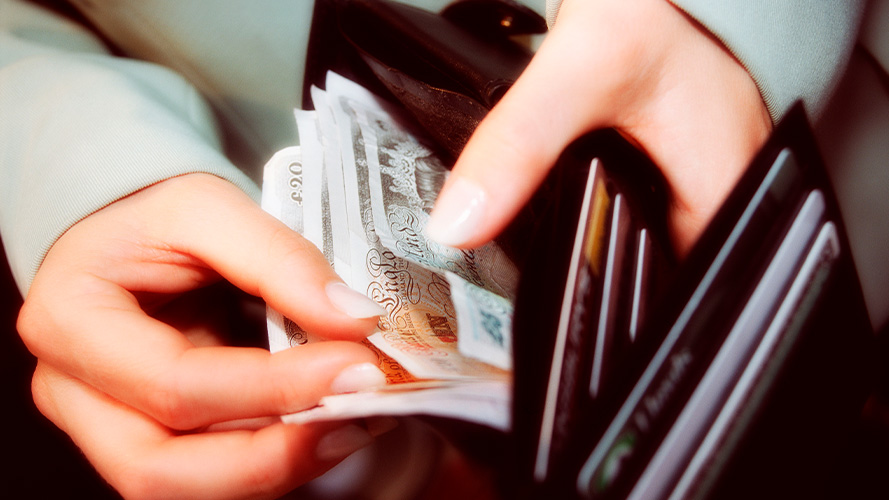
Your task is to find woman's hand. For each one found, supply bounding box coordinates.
[427,0,772,256]
[18,173,388,499]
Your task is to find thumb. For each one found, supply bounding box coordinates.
[161,174,385,340]
[425,0,650,248]
[426,0,771,256]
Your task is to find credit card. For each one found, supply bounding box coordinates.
[534,159,611,481]
[574,148,805,499]
[590,193,633,398]
[629,228,652,343]
[668,218,840,500]
[626,189,827,500]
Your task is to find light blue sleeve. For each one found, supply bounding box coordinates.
[543,0,865,122]
[669,0,866,121]
[0,0,259,295]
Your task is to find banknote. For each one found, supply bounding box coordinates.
[293,109,333,266]
[446,271,513,370]
[314,85,508,381]
[324,72,520,301]
[284,379,511,431]
[261,144,317,351]
[323,72,515,369]
[261,72,520,428]
[312,85,353,280]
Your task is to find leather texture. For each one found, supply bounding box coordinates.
[335,0,543,158]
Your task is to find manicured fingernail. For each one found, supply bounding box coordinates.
[326,282,386,318]
[330,362,387,394]
[316,424,374,462]
[426,177,486,246]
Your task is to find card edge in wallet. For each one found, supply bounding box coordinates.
[573,146,807,499]
[625,188,828,500]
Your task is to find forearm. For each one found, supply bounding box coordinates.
[0,0,257,295]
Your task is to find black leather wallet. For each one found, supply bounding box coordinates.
[304,0,543,160]
[303,2,876,498]
[509,105,875,500]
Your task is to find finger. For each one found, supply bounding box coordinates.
[426,0,771,256]
[425,0,656,248]
[20,279,386,430]
[32,362,374,500]
[62,173,382,341]
[139,174,384,340]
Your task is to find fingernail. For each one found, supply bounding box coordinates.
[326,282,386,319]
[316,424,374,462]
[426,177,486,246]
[330,362,387,394]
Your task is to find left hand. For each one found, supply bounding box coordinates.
[19,173,388,499]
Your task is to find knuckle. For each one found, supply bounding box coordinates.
[268,225,320,263]
[271,377,301,414]
[259,227,326,291]
[29,366,54,420]
[143,378,195,430]
[243,459,283,498]
[112,463,166,500]
[16,273,98,357]
[16,297,51,355]
[15,300,38,347]
[476,116,550,173]
[266,356,312,414]
[241,432,304,499]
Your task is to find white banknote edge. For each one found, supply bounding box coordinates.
[283,380,512,431]
[261,146,306,353]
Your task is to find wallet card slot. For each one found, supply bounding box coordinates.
[574,148,804,499]
[626,189,826,500]
[590,193,633,398]
[667,219,840,500]
[535,159,611,481]
[629,228,652,343]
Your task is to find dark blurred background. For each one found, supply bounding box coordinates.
[1,237,121,498]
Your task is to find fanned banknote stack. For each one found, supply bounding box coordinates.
[261,72,519,430]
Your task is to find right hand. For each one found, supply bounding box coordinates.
[18,173,389,499]
[427,0,772,256]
